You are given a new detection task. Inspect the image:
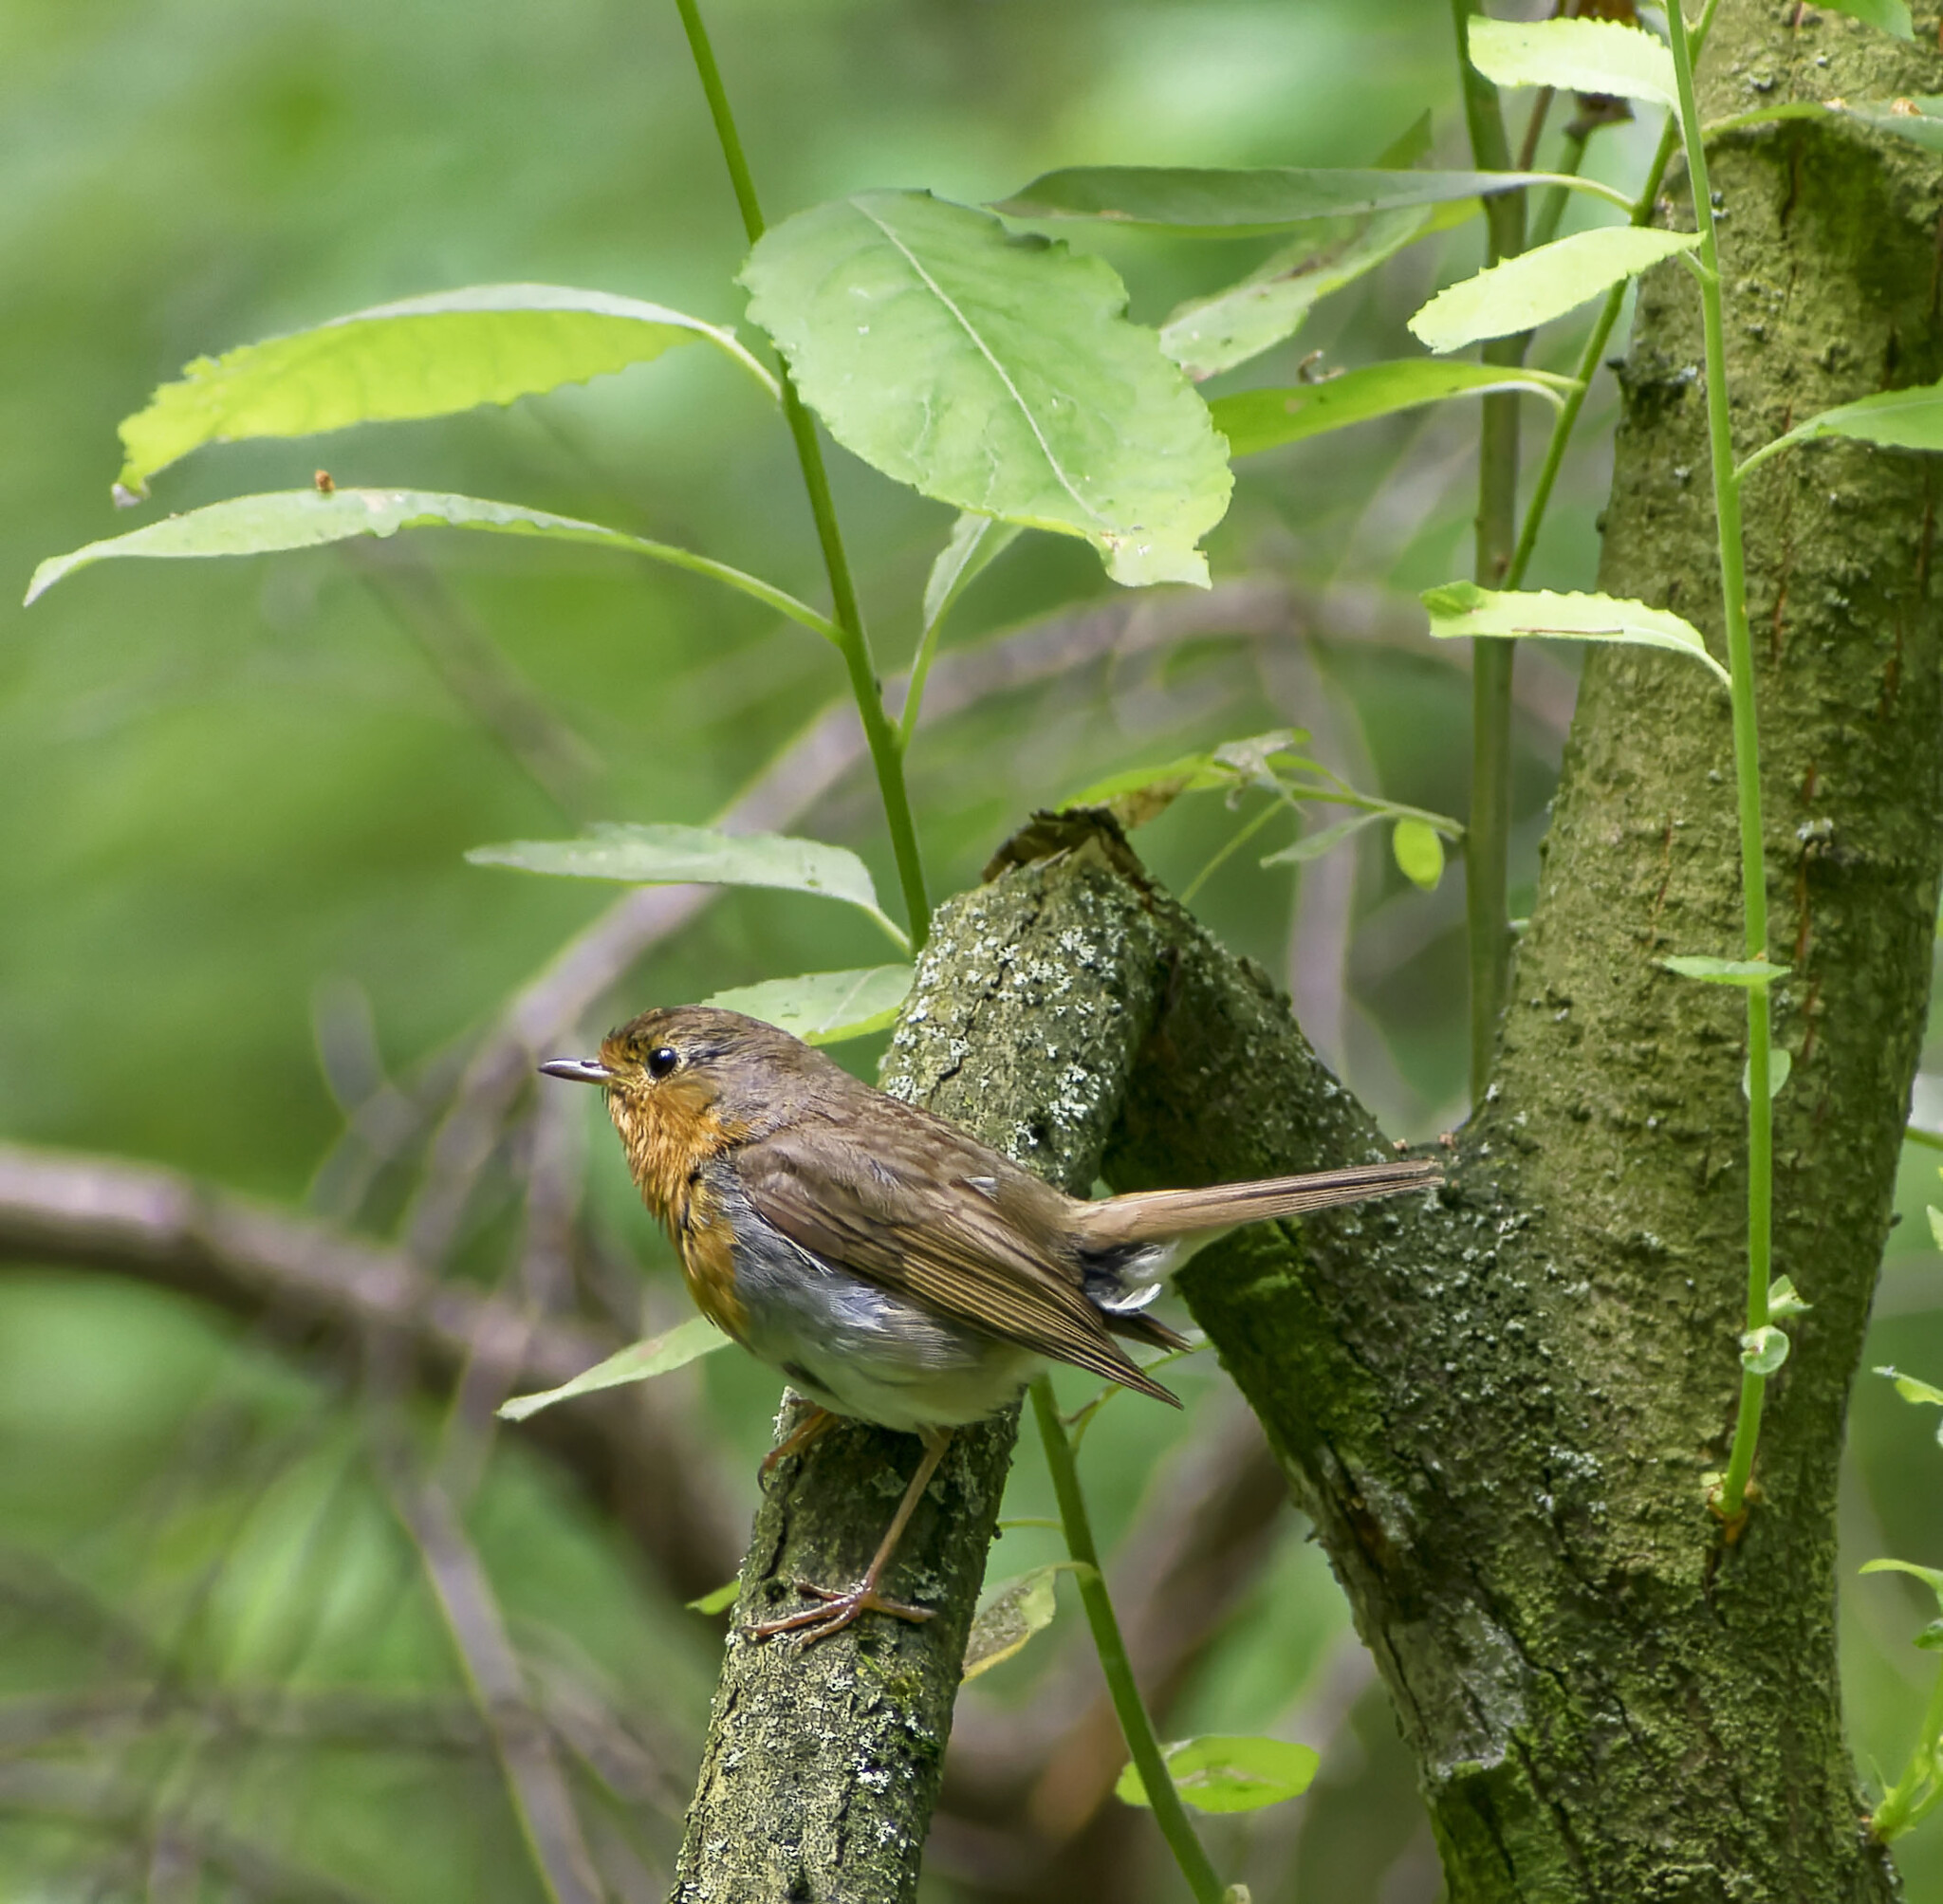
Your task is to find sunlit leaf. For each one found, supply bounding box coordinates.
[687,1581,740,1615]
[1468,16,1677,109]
[1658,955,1791,987]
[1115,1735,1321,1814]
[1212,361,1576,458]
[921,513,1024,636]
[25,489,838,639]
[962,1565,1069,1681]
[1421,582,1730,686]
[743,191,1231,587]
[468,823,909,951]
[1931,1206,1943,1252]
[116,284,777,495]
[1821,0,1914,39]
[702,966,914,1044]
[497,1317,729,1424]
[1409,227,1699,354]
[993,166,1571,237]
[1744,379,1943,473]
[1392,819,1444,890]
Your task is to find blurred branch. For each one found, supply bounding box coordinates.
[380,1461,608,1904]
[0,1140,743,1600]
[0,1761,383,1904]
[344,540,608,822]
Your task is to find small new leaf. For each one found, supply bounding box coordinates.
[1116,1735,1321,1815]
[687,1581,740,1616]
[1767,1277,1811,1321]
[1741,1047,1791,1101]
[498,1317,728,1423]
[1739,1325,1790,1377]
[1876,1365,1943,1410]
[1392,818,1445,890]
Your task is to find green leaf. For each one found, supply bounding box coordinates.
[116,285,777,495]
[993,166,1576,238]
[1409,227,1700,354]
[1744,379,1943,473]
[701,966,914,1045]
[742,190,1231,587]
[686,1580,740,1616]
[1116,1735,1321,1815]
[1421,582,1731,687]
[921,513,1024,636]
[1392,818,1445,890]
[1767,1277,1811,1321]
[25,489,839,640]
[1159,204,1454,382]
[1064,730,1314,828]
[1262,811,1385,865]
[1930,1206,1943,1252]
[1212,361,1577,459]
[1840,93,1943,150]
[1739,1325,1790,1377]
[1658,955,1792,987]
[962,1565,1069,1681]
[1877,1365,1943,1409]
[1742,1047,1791,1101]
[1862,1558,1943,1613]
[497,1317,729,1424]
[468,823,909,952]
[1821,0,1915,39]
[1468,16,1678,109]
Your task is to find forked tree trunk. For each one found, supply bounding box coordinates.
[671,4,1943,1897]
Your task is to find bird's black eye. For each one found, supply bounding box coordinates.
[646,1045,679,1080]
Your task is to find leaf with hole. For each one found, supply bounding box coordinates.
[467,823,908,952]
[1213,361,1576,458]
[1467,16,1678,109]
[1409,227,1699,354]
[497,1317,729,1424]
[962,1565,1077,1681]
[25,489,837,639]
[1421,582,1730,686]
[115,285,777,495]
[743,190,1231,587]
[993,166,1575,237]
[1116,1735,1321,1814]
[702,966,914,1045]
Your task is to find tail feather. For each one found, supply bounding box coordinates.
[1077,1156,1440,1248]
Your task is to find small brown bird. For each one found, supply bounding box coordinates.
[542,1006,1438,1644]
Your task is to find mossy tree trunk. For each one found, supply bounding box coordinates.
[671,4,1943,1897]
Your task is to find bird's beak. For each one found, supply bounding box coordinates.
[538,1056,615,1086]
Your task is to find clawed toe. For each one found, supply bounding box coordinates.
[747,1579,935,1647]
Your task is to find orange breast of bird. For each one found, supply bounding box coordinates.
[603,1078,750,1339]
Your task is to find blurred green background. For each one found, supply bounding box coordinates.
[4,0,1940,1898]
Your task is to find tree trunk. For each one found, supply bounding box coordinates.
[670,4,1943,1896]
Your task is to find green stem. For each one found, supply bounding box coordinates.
[1450,0,1527,1105]
[669,0,932,949]
[1030,1378,1223,1904]
[1181,797,1284,906]
[1906,1124,1943,1154]
[1873,1655,1943,1839]
[1666,0,1772,1525]
[1526,126,1587,253]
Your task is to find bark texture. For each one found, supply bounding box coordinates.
[671,5,1943,1897]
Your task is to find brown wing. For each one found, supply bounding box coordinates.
[733,1109,1179,1406]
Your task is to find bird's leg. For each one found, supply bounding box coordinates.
[760,1402,836,1480]
[748,1429,953,1647]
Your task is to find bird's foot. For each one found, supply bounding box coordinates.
[747,1578,935,1648]
[759,1404,836,1481]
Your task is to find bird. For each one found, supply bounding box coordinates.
[541,1004,1439,1645]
